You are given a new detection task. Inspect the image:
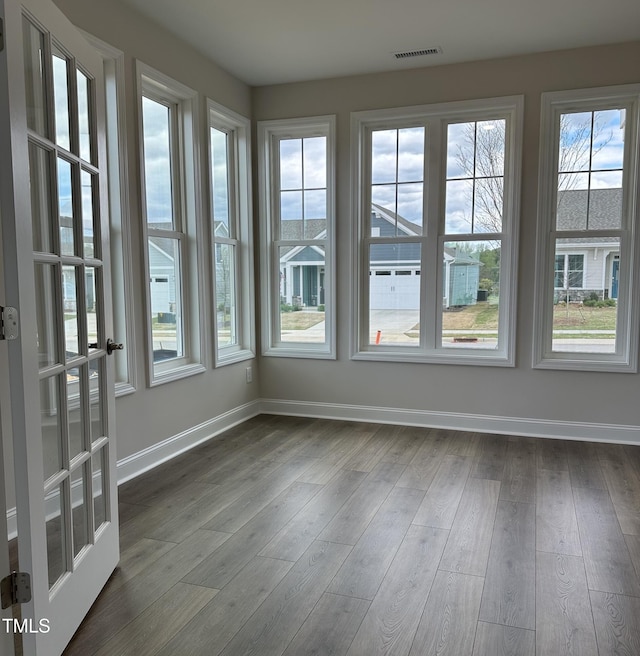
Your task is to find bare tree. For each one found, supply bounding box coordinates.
[454,114,613,233]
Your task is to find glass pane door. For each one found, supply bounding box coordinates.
[1,0,119,653]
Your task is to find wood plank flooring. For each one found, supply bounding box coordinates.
[57,415,640,656]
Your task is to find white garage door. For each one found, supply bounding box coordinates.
[370,270,421,310]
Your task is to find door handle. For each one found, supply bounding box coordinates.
[106,338,124,355]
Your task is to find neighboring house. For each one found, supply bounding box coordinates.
[555,188,621,301]
[279,218,327,308]
[278,189,622,311]
[279,204,481,309]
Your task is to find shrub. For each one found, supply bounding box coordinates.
[281,303,302,313]
[317,304,325,312]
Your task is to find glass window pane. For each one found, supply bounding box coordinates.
[46,484,65,588]
[445,179,474,234]
[58,158,75,256]
[149,237,184,364]
[475,120,505,178]
[474,177,503,233]
[52,49,71,151]
[552,237,619,355]
[303,137,326,189]
[22,18,48,137]
[215,243,237,349]
[77,70,92,163]
[588,179,622,230]
[81,170,97,258]
[369,243,421,346]
[40,376,62,482]
[67,363,87,460]
[304,189,327,239]
[446,122,475,179]
[210,127,230,234]
[397,183,423,235]
[92,448,106,532]
[371,130,397,184]
[442,240,500,350]
[86,266,99,351]
[280,139,302,190]
[278,245,326,342]
[62,265,80,360]
[71,464,88,557]
[35,263,59,368]
[29,143,54,253]
[280,190,303,239]
[591,109,625,171]
[397,127,424,183]
[89,359,105,442]
[371,184,397,214]
[558,111,593,173]
[556,173,589,231]
[142,97,174,230]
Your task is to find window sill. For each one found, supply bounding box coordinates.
[351,348,514,367]
[263,345,336,360]
[534,355,636,373]
[149,362,207,387]
[115,382,136,398]
[215,348,255,368]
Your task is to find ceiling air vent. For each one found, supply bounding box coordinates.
[393,47,442,59]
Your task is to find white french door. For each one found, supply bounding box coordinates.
[0,0,119,653]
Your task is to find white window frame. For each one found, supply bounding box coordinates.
[258,115,336,359]
[137,61,206,385]
[351,96,523,366]
[533,85,640,372]
[81,32,136,396]
[207,99,255,366]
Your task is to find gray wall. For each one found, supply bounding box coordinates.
[2,0,258,511]
[52,0,259,454]
[253,41,640,429]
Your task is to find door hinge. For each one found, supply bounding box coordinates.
[0,306,19,341]
[1,572,32,609]
[0,17,4,53]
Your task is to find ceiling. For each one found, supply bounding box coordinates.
[119,0,640,86]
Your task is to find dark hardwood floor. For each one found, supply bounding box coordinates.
[57,414,640,656]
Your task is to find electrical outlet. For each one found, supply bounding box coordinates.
[246,366,253,383]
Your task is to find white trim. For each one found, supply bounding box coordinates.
[260,398,640,444]
[6,400,261,539]
[136,60,206,385]
[207,98,256,367]
[350,95,523,366]
[258,115,337,359]
[77,38,136,391]
[533,83,640,372]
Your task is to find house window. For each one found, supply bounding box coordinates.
[554,253,584,292]
[353,97,523,365]
[258,116,336,358]
[138,63,204,384]
[81,33,136,395]
[534,85,640,371]
[208,99,255,365]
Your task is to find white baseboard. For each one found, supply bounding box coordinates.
[8,396,640,540]
[6,399,261,541]
[259,398,640,444]
[116,399,261,485]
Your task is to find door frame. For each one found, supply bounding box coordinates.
[0,0,120,652]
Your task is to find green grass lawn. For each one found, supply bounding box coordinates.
[281,310,325,330]
[410,301,617,335]
[552,303,617,331]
